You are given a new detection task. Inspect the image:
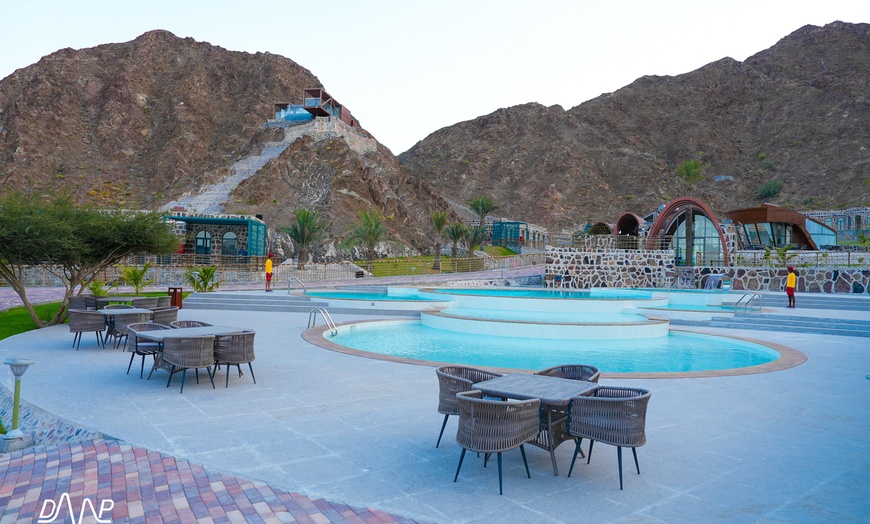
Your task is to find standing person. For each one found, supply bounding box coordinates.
[786,266,796,308]
[265,253,274,292]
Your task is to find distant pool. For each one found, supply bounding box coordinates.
[304,290,439,301]
[328,321,780,373]
[431,288,654,300]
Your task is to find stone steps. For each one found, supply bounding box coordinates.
[672,312,870,337]
[180,291,420,317]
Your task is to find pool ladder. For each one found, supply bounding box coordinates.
[288,276,307,293]
[734,293,762,311]
[308,307,338,337]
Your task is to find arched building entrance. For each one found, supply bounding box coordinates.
[647,197,729,266]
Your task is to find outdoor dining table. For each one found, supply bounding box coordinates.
[135,326,251,379]
[95,296,138,307]
[474,373,598,476]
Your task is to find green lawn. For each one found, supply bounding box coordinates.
[0,302,61,340]
[0,291,191,341]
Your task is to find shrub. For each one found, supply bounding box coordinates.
[186,266,221,292]
[757,180,783,200]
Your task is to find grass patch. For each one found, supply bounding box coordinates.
[0,302,62,341]
[0,291,191,341]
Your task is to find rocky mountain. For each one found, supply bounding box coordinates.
[2,22,867,252]
[399,22,870,232]
[0,30,455,254]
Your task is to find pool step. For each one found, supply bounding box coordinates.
[672,312,870,337]
[180,291,420,317]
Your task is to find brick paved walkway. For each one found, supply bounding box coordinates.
[0,439,418,523]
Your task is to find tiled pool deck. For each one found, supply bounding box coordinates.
[1,275,869,523]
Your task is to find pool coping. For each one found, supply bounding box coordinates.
[300,319,808,379]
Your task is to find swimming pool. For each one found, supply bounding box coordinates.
[302,286,800,375]
[325,320,780,373]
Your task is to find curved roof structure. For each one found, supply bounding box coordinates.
[647,196,730,266]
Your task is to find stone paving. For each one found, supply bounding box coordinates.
[0,439,415,523]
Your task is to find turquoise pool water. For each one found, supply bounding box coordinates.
[440,307,649,323]
[432,288,654,300]
[330,322,779,373]
[304,290,439,301]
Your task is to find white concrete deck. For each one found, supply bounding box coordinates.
[1,293,869,523]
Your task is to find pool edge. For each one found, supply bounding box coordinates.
[301,320,808,379]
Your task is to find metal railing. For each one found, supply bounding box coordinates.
[307,308,337,336]
[287,276,307,291]
[734,293,762,310]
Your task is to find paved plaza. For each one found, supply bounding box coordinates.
[1,279,869,523]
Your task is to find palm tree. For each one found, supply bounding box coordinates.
[466,225,487,253]
[467,195,499,249]
[278,208,328,270]
[342,208,391,273]
[431,210,447,271]
[443,222,469,271]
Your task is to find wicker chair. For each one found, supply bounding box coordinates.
[156,295,172,307]
[162,335,217,393]
[535,364,601,383]
[66,295,97,310]
[126,323,171,378]
[68,309,106,350]
[170,320,213,328]
[131,297,159,309]
[567,386,651,490]
[435,365,503,447]
[213,332,256,387]
[151,306,179,325]
[107,311,152,348]
[453,390,541,495]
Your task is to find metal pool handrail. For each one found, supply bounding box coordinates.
[308,308,337,336]
[288,276,307,292]
[734,293,762,310]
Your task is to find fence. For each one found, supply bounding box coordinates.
[4,252,546,289]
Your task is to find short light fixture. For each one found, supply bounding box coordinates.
[3,358,36,440]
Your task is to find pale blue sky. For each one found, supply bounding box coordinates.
[1,1,867,154]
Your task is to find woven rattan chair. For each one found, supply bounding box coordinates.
[156,295,172,307]
[170,320,213,328]
[213,331,256,387]
[126,323,171,378]
[435,365,503,447]
[151,306,179,325]
[453,390,541,495]
[107,311,152,349]
[162,335,216,393]
[66,295,97,310]
[567,386,651,489]
[535,364,601,383]
[68,309,106,350]
[131,297,159,309]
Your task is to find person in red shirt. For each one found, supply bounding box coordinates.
[786,266,796,308]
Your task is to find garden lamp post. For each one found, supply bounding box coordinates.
[3,358,36,440]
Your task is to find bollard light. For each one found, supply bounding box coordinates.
[3,358,35,440]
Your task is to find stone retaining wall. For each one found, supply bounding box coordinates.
[546,247,675,288]
[0,383,107,448]
[548,248,870,294]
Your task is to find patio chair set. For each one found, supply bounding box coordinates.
[437,364,650,494]
[127,321,256,394]
[67,299,180,350]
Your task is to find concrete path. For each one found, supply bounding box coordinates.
[1,282,869,522]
